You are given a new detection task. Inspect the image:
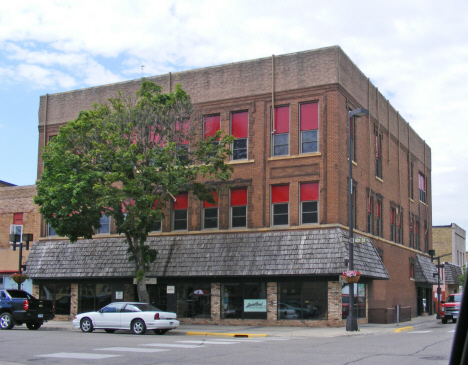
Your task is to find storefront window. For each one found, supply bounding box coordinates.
[278,281,327,320]
[176,283,211,318]
[39,283,71,315]
[221,282,266,320]
[342,283,366,319]
[78,283,112,314]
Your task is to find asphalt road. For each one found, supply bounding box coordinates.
[0,321,455,365]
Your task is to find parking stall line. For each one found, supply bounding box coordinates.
[95,347,169,353]
[38,352,121,360]
[141,343,202,348]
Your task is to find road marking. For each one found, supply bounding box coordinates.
[38,353,120,359]
[394,326,413,333]
[141,343,201,348]
[187,331,268,338]
[178,340,238,345]
[95,347,169,353]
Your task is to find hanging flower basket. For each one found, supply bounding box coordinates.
[10,273,29,284]
[342,270,361,283]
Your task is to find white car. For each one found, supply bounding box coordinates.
[72,302,179,335]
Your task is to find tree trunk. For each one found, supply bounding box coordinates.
[133,238,150,303]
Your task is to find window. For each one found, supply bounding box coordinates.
[409,161,414,200]
[47,224,57,237]
[175,121,189,162]
[409,216,414,248]
[272,106,289,156]
[176,283,211,318]
[424,221,428,253]
[300,182,319,224]
[221,282,267,320]
[40,283,71,315]
[231,111,248,160]
[204,115,220,159]
[231,188,247,228]
[271,185,289,226]
[342,283,366,319]
[398,212,403,244]
[366,196,374,235]
[409,258,415,279]
[203,191,218,229]
[415,220,420,251]
[78,283,112,314]
[419,173,426,203]
[375,134,382,178]
[173,193,188,230]
[151,220,161,232]
[278,281,328,320]
[300,102,318,153]
[9,224,23,245]
[96,215,110,234]
[390,209,396,242]
[376,201,382,237]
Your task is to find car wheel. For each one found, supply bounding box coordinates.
[442,318,448,324]
[453,319,457,323]
[132,319,146,335]
[80,318,94,333]
[154,329,168,335]
[104,329,116,333]
[0,312,14,330]
[26,322,42,330]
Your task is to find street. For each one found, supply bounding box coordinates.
[0,321,455,364]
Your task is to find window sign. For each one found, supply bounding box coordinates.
[115,291,123,300]
[167,285,175,294]
[244,299,267,312]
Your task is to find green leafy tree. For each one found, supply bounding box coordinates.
[459,264,466,287]
[34,80,233,303]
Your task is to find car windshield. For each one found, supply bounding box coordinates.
[447,294,462,303]
[6,290,35,300]
[124,303,161,312]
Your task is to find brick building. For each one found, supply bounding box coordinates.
[26,46,435,325]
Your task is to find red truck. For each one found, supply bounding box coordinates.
[440,293,462,324]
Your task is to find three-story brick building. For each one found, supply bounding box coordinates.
[26,46,436,325]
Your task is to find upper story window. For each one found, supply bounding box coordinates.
[409,161,414,200]
[375,134,382,178]
[300,182,319,224]
[272,106,289,157]
[409,216,414,248]
[231,111,248,160]
[366,196,374,235]
[173,193,188,231]
[203,191,218,229]
[204,115,220,159]
[419,173,426,203]
[390,208,396,242]
[96,215,110,234]
[271,185,289,226]
[415,220,420,251]
[300,102,318,154]
[376,201,382,237]
[175,121,189,162]
[398,212,404,244]
[230,188,247,228]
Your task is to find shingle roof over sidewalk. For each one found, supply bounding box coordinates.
[444,262,462,285]
[415,254,438,284]
[26,228,389,280]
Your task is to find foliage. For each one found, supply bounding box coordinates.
[459,264,466,286]
[34,80,234,302]
[342,270,361,278]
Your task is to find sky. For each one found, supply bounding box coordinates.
[1,0,467,232]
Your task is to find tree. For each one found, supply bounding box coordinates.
[34,80,234,303]
[459,264,466,287]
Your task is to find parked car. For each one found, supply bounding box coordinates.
[0,289,55,330]
[72,302,179,335]
[441,293,462,324]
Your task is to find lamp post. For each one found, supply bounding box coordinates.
[347,107,369,332]
[429,250,451,319]
[9,233,32,289]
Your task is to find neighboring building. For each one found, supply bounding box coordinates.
[0,185,39,292]
[26,46,435,324]
[432,224,466,305]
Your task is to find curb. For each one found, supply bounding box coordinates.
[393,326,413,333]
[187,331,268,338]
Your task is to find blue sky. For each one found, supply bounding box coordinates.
[1,0,468,232]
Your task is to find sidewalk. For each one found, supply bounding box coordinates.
[38,315,438,338]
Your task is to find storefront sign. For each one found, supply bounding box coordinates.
[244,299,267,312]
[167,286,175,294]
[115,291,123,300]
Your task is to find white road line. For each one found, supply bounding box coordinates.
[178,340,238,345]
[409,331,432,333]
[95,347,169,353]
[448,330,456,333]
[141,344,202,348]
[38,353,120,359]
[207,339,265,342]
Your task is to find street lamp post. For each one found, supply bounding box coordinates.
[347,107,369,332]
[429,250,451,319]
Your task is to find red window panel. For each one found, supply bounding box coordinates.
[13,213,23,225]
[271,185,289,204]
[300,183,319,201]
[203,191,218,208]
[174,193,188,210]
[367,197,371,214]
[375,135,380,158]
[300,103,318,131]
[204,115,220,139]
[274,106,289,134]
[230,188,247,206]
[175,121,190,145]
[419,174,426,191]
[377,202,381,218]
[391,210,395,224]
[415,222,419,234]
[231,111,248,138]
